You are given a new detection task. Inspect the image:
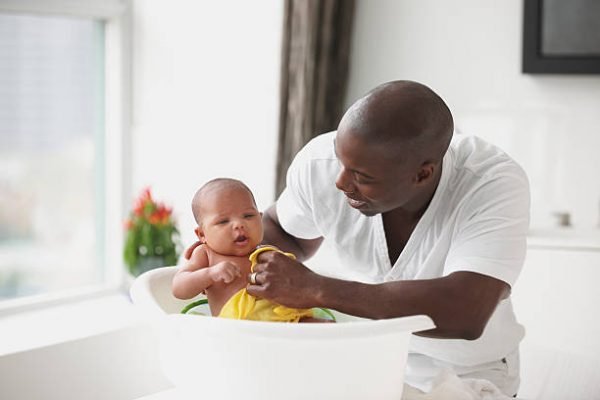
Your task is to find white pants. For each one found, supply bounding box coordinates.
[405,349,520,397]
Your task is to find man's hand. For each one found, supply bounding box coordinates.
[246,250,321,309]
[209,261,241,283]
[184,241,203,260]
[245,249,508,340]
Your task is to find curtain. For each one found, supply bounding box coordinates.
[275,0,355,196]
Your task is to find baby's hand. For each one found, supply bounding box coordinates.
[209,261,241,284]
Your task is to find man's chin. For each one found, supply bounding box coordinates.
[358,208,379,217]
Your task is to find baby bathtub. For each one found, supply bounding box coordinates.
[130,266,435,400]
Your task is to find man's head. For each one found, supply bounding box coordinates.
[192,178,264,256]
[334,80,454,216]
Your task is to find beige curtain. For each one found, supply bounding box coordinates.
[275,0,355,196]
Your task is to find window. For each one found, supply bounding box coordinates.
[0,1,130,308]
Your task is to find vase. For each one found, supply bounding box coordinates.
[133,256,166,277]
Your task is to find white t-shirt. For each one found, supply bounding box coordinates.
[276,131,530,390]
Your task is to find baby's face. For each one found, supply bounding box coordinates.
[196,186,263,256]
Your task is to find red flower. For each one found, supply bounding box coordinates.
[129,188,174,226]
[123,219,134,230]
[149,202,173,225]
[132,187,159,218]
[124,186,180,275]
[140,187,153,202]
[133,199,145,216]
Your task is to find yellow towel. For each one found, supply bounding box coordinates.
[218,246,314,322]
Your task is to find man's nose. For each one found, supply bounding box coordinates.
[335,167,354,193]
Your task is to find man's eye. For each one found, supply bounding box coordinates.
[354,173,372,184]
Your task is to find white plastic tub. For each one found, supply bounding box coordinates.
[130,267,435,400]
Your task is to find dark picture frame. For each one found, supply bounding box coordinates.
[522,0,600,74]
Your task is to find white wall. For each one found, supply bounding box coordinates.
[131,0,283,248]
[347,0,600,230]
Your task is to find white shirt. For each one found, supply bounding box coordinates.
[276,131,530,390]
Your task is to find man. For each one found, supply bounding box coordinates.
[245,80,529,395]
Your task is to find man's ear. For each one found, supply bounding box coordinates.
[415,162,435,184]
[194,226,206,244]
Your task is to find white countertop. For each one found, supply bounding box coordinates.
[527,227,600,251]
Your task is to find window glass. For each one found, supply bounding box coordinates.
[0,13,105,300]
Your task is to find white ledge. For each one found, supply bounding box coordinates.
[0,292,144,356]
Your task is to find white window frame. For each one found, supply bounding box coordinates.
[0,0,132,314]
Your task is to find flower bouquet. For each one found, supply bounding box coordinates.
[123,187,180,276]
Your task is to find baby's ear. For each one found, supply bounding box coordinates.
[194,226,206,243]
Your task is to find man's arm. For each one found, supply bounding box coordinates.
[316,270,509,340]
[255,204,508,340]
[261,204,323,262]
[248,250,508,340]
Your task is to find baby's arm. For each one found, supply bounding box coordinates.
[172,245,241,299]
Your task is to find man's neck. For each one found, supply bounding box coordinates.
[381,163,443,265]
[387,161,443,221]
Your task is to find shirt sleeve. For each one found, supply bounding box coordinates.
[444,170,530,287]
[275,141,323,240]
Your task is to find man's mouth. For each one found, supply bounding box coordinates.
[344,193,367,209]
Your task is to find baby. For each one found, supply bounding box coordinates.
[172,178,325,322]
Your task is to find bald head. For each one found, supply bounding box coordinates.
[191,178,256,225]
[339,80,453,164]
